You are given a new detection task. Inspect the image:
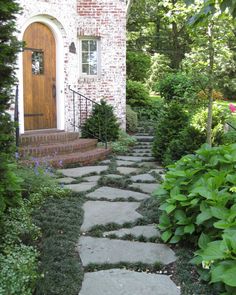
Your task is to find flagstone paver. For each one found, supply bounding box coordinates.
[130,173,156,182]
[81,201,142,232]
[116,166,140,175]
[116,160,138,166]
[58,165,108,178]
[87,186,150,201]
[116,155,155,162]
[129,182,159,194]
[103,174,123,179]
[56,177,76,184]
[83,175,101,182]
[64,182,97,193]
[79,269,180,295]
[77,237,177,266]
[103,224,160,239]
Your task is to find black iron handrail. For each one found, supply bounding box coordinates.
[226,121,236,131]
[14,84,20,148]
[69,86,108,148]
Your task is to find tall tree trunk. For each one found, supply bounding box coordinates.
[206,22,214,146]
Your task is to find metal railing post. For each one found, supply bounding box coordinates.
[14,84,19,148]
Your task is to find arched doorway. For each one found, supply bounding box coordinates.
[23,22,57,130]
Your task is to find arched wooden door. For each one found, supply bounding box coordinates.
[23,22,57,130]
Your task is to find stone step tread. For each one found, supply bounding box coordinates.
[79,269,180,295]
[77,237,177,266]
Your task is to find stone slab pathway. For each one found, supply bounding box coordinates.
[77,237,176,266]
[87,186,150,201]
[56,177,75,184]
[59,126,180,294]
[81,201,142,232]
[79,269,180,295]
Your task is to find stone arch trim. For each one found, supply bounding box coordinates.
[18,14,66,133]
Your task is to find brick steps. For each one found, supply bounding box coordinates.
[20,131,80,146]
[20,138,98,157]
[19,131,111,167]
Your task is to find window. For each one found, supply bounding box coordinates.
[32,51,44,75]
[80,39,100,76]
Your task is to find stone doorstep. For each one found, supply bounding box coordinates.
[20,138,98,157]
[79,269,180,295]
[77,237,177,266]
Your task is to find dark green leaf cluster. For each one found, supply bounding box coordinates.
[81,100,119,142]
[126,80,149,107]
[154,144,236,293]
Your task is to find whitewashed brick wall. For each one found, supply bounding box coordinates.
[16,0,126,132]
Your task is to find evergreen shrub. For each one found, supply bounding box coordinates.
[126,80,149,107]
[126,51,151,82]
[81,100,119,142]
[0,0,22,217]
[126,105,138,133]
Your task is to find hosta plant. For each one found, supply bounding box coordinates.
[154,144,236,293]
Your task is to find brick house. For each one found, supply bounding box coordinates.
[16,0,126,135]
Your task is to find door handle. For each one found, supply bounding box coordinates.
[52,84,56,98]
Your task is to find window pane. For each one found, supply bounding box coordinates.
[82,40,89,51]
[82,52,89,63]
[32,51,44,75]
[89,52,97,66]
[89,40,97,52]
[90,64,97,75]
[82,64,89,74]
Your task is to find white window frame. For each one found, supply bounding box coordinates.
[79,37,101,77]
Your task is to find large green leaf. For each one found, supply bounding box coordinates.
[221,264,236,287]
[200,241,227,260]
[196,210,212,225]
[161,230,172,242]
[165,204,176,214]
[184,224,195,234]
[211,206,230,220]
[191,186,212,199]
[198,233,211,249]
